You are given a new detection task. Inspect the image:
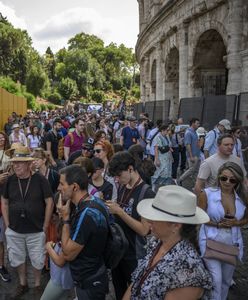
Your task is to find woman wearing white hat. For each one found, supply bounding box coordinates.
[123,185,212,300]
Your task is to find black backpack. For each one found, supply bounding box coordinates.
[76,199,129,269]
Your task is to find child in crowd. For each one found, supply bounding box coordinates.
[40,215,73,300]
[90,157,114,201]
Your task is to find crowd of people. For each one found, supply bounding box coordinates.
[0,108,248,300]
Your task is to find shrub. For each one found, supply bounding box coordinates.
[47,104,55,110]
[90,90,105,103]
[23,92,37,110]
[47,91,62,105]
[40,103,47,111]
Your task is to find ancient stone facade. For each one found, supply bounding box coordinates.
[136,0,248,119]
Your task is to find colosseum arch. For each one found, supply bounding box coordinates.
[192,29,227,96]
[164,47,179,119]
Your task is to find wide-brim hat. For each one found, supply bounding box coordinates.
[137,185,209,224]
[10,146,35,162]
[5,143,23,157]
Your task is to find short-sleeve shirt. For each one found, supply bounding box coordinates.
[90,179,113,201]
[197,153,247,187]
[64,131,85,155]
[116,182,155,260]
[121,126,140,150]
[45,131,62,159]
[3,173,53,233]
[69,199,108,283]
[203,128,220,156]
[130,238,212,299]
[184,127,200,158]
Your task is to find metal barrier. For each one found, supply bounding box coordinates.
[179,95,237,130]
[133,100,170,122]
[132,93,248,127]
[201,95,237,130]
[178,97,203,124]
[238,93,248,126]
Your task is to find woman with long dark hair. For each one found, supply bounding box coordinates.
[198,162,248,299]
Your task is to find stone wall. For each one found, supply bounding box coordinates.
[136,0,248,120]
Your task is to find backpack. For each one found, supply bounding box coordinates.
[74,198,129,269]
[58,132,74,160]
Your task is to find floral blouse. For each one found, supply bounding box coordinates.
[130,238,212,300]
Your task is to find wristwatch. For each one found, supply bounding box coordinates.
[62,220,71,225]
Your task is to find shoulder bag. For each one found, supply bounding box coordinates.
[203,225,239,266]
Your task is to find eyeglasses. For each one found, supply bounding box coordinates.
[219,176,238,184]
[93,149,103,154]
[82,147,91,151]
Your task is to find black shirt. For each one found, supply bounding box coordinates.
[116,182,155,260]
[69,199,109,283]
[89,179,113,201]
[3,173,53,233]
[45,131,62,159]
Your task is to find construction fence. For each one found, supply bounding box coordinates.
[0,87,27,131]
[132,94,248,129]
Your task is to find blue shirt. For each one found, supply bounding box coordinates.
[203,127,220,156]
[184,127,200,158]
[121,126,140,150]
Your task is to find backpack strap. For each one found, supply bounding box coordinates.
[72,207,89,241]
[138,183,150,203]
[149,129,159,144]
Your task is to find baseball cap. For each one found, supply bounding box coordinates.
[219,119,231,130]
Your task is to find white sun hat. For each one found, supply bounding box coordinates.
[137,185,209,224]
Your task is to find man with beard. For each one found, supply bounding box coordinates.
[57,165,109,299]
[45,118,63,167]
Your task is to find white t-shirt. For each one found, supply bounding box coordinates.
[198,153,246,187]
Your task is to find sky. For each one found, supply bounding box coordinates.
[0,0,139,54]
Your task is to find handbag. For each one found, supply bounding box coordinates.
[204,239,239,266]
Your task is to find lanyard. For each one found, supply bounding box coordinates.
[119,177,142,208]
[18,176,32,202]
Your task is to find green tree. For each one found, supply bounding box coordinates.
[25,65,50,97]
[44,47,56,82]
[68,32,104,51]
[58,77,79,100]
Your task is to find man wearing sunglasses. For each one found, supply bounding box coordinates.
[67,138,94,165]
[194,133,247,196]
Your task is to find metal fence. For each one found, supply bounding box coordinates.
[132,100,170,123]
[132,93,248,128]
[238,93,248,126]
[178,95,238,130]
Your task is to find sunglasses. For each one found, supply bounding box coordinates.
[219,176,238,184]
[82,147,91,151]
[93,149,103,154]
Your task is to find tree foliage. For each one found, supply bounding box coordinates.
[0,16,140,105]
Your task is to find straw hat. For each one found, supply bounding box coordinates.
[5,143,23,157]
[12,123,20,130]
[10,146,35,162]
[137,185,209,224]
